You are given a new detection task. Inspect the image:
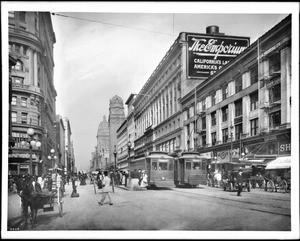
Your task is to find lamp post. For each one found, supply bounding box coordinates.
[113,145,117,172]
[230,125,234,162]
[21,127,41,175]
[48,148,57,169]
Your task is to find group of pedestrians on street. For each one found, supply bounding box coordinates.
[130,169,148,188]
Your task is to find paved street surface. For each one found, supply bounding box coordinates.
[5,182,293,238]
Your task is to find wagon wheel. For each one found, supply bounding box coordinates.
[267,180,275,192]
[247,181,251,192]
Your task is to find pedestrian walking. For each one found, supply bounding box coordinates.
[237,168,243,196]
[98,171,113,206]
[140,170,148,188]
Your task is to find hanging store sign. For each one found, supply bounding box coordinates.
[187,34,250,78]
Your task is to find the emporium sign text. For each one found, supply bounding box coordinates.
[187,34,250,78]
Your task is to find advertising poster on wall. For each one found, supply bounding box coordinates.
[187,34,250,78]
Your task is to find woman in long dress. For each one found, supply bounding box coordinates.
[140,170,148,188]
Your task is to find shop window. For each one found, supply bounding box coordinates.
[169,162,174,171]
[250,91,258,111]
[269,83,281,103]
[235,99,243,117]
[269,111,281,129]
[250,65,258,85]
[235,75,242,93]
[222,128,228,143]
[250,118,258,136]
[211,111,216,126]
[222,106,228,122]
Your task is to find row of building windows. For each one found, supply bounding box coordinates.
[11,112,41,126]
[199,109,281,148]
[9,11,39,30]
[11,95,40,108]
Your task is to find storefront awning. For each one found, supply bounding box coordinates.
[265,156,291,170]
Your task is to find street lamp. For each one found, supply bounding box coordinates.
[21,127,41,175]
[230,125,234,162]
[48,148,57,169]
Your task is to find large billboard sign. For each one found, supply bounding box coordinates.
[187,34,250,78]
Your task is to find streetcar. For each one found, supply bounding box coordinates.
[129,151,175,188]
[174,151,207,187]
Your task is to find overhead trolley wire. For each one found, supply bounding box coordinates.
[51,12,175,37]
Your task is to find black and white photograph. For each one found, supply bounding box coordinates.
[2,1,299,240]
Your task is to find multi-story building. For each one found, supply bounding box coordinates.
[8,11,57,176]
[54,115,65,170]
[63,117,73,175]
[108,95,126,167]
[96,115,109,170]
[131,25,249,161]
[180,15,291,166]
[116,93,136,170]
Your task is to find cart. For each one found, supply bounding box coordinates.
[264,156,291,193]
[42,167,64,216]
[223,167,252,192]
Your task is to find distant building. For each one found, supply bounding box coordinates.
[63,117,73,175]
[54,115,65,170]
[8,11,57,176]
[94,115,109,170]
[108,95,126,168]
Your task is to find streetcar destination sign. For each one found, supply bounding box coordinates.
[187,34,250,78]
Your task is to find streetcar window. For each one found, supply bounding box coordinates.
[193,162,201,170]
[159,162,168,170]
[169,162,174,171]
[152,161,157,170]
[186,162,192,170]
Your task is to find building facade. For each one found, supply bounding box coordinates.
[95,115,109,170]
[54,115,65,170]
[131,25,249,162]
[180,15,291,166]
[63,117,74,175]
[8,11,57,176]
[108,95,126,167]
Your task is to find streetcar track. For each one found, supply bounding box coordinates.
[167,188,291,217]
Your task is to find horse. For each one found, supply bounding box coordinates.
[19,176,43,228]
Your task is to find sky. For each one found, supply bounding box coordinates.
[3,2,298,172]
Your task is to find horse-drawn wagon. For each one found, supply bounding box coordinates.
[264,156,291,193]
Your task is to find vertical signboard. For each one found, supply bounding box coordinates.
[187,34,250,78]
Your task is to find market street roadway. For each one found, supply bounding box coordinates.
[8,182,290,232]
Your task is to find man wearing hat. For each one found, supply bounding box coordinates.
[236,168,243,196]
